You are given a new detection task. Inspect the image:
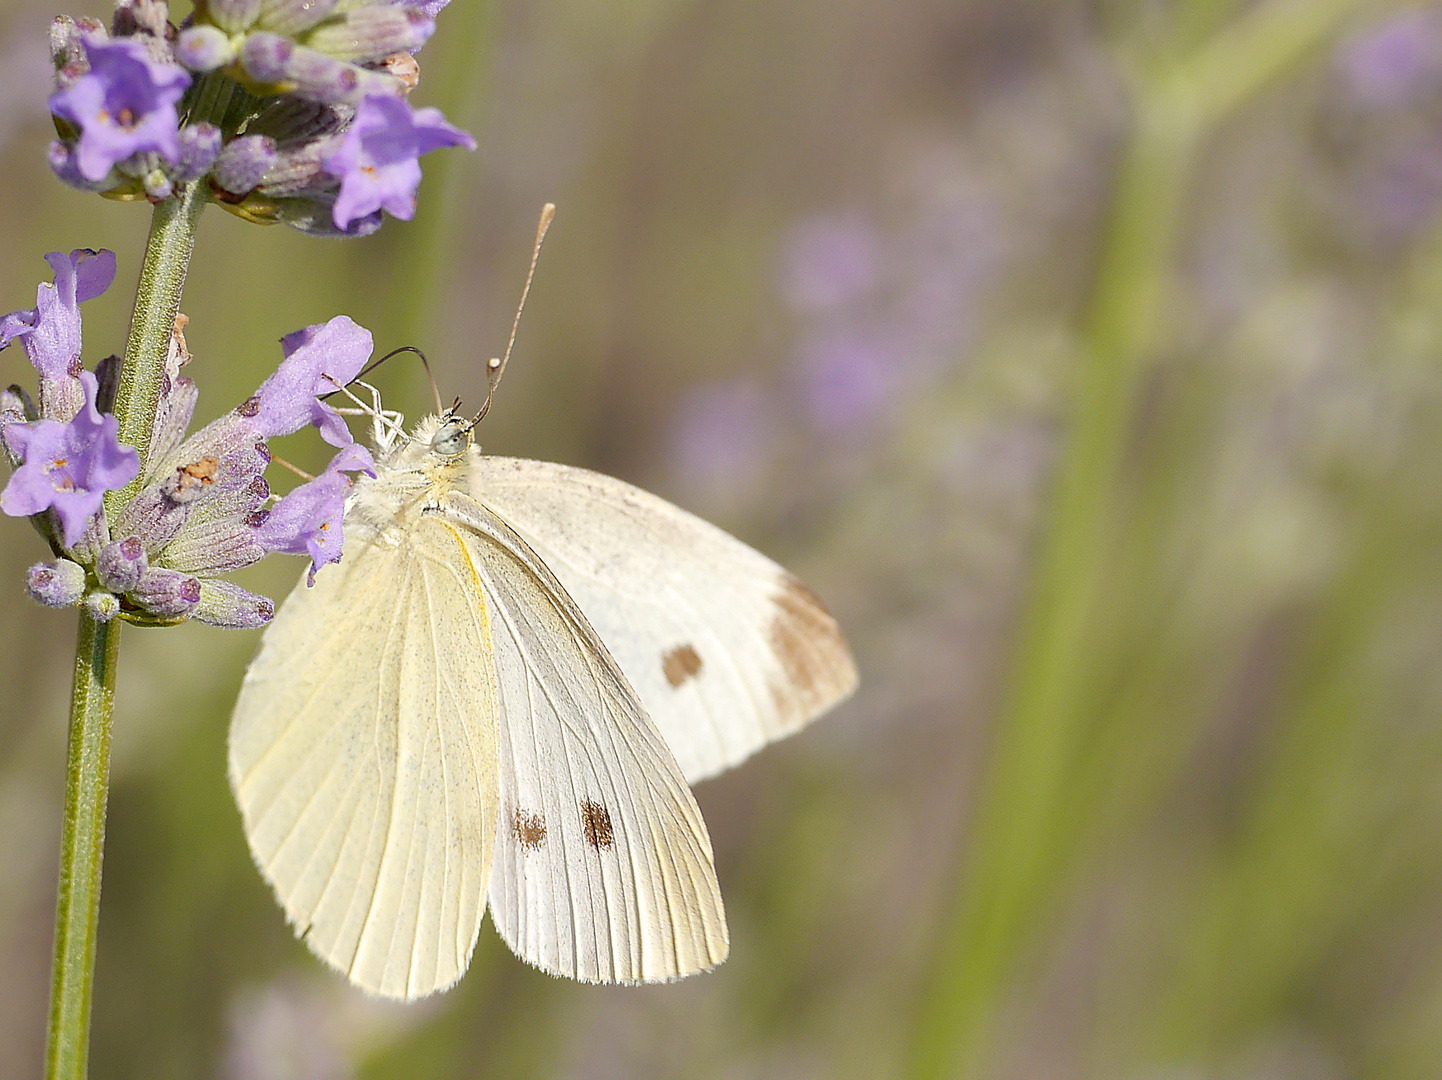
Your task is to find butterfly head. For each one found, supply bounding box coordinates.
[430,415,471,458]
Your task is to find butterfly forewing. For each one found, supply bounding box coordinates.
[229,517,501,1000]
[465,457,859,783]
[441,491,729,983]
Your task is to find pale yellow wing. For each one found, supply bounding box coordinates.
[229,516,500,1000]
[442,491,729,983]
[466,457,858,783]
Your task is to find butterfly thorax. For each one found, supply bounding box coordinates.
[346,414,482,541]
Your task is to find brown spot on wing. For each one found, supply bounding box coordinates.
[512,808,547,851]
[580,801,614,849]
[662,644,703,687]
[766,573,859,727]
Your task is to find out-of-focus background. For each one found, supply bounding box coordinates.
[4,0,1442,1077]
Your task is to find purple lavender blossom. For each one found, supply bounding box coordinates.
[1,371,139,547]
[255,443,375,582]
[321,94,475,229]
[247,316,374,446]
[1,250,116,374]
[49,38,191,182]
[780,213,882,314]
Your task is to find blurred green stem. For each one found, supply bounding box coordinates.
[48,187,206,1080]
[908,1,1382,1077]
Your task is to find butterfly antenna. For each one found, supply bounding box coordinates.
[319,345,442,415]
[473,202,555,427]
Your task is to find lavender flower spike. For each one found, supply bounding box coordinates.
[256,442,375,583]
[49,38,191,182]
[2,371,140,547]
[322,94,476,229]
[247,315,374,446]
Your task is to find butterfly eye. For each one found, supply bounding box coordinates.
[431,421,468,457]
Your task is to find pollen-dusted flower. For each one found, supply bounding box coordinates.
[322,94,476,228]
[1,371,140,547]
[48,37,191,183]
[255,442,375,583]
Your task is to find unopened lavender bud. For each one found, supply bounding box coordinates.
[283,47,361,103]
[259,0,340,36]
[213,134,279,196]
[176,25,236,72]
[304,7,433,65]
[194,580,274,629]
[26,560,86,608]
[95,537,149,592]
[130,567,201,619]
[204,0,262,33]
[172,123,223,183]
[84,590,120,622]
[240,31,294,84]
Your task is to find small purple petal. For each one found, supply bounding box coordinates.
[322,94,475,229]
[1,371,140,548]
[254,443,375,582]
[250,315,374,444]
[49,38,191,182]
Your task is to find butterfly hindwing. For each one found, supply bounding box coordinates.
[229,516,501,1000]
[441,491,729,983]
[465,457,859,783]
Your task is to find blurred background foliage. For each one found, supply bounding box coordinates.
[4,0,1442,1077]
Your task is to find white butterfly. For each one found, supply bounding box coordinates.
[228,398,858,1000]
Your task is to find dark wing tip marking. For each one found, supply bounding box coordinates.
[766,573,859,722]
[580,800,615,849]
[512,807,547,851]
[662,643,703,687]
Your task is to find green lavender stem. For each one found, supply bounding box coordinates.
[47,185,206,1080]
[908,1,1385,1077]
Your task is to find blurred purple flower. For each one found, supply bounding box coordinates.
[255,443,375,582]
[1338,9,1442,108]
[1,371,139,547]
[780,213,882,313]
[49,38,191,182]
[321,94,475,228]
[796,327,911,435]
[247,315,374,446]
[670,379,778,494]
